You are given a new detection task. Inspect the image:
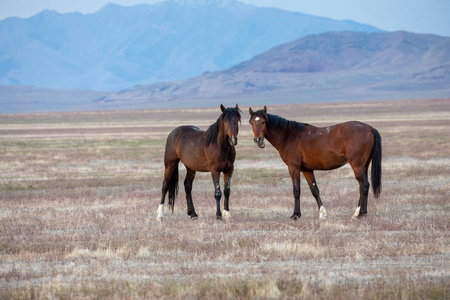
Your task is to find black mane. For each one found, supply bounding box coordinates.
[206,107,242,145]
[251,111,306,132]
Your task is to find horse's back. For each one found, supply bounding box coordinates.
[166,125,203,144]
[169,125,201,136]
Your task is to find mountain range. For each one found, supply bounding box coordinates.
[1,1,449,113]
[0,0,380,92]
[96,31,450,109]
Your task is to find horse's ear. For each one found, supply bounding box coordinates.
[249,107,254,116]
[263,106,267,114]
[235,103,239,109]
[220,104,226,112]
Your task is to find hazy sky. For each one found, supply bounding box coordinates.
[1,0,449,36]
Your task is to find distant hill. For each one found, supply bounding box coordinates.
[0,86,108,113]
[3,31,449,113]
[0,0,381,92]
[97,31,450,109]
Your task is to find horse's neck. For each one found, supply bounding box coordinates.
[217,124,230,150]
[265,125,287,150]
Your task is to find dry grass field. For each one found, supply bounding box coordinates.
[1,98,449,299]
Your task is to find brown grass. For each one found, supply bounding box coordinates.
[1,99,449,299]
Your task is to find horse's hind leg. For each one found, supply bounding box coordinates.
[184,168,198,219]
[302,171,327,220]
[352,166,370,218]
[288,165,301,220]
[158,159,179,220]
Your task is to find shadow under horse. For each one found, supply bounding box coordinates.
[157,104,241,220]
[249,106,381,220]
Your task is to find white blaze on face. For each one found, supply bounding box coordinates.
[255,117,260,121]
[156,204,164,220]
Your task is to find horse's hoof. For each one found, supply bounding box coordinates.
[216,215,222,220]
[351,207,368,221]
[351,215,364,221]
[352,206,361,219]
[223,210,231,220]
[290,214,300,220]
[156,204,164,221]
[351,213,367,221]
[319,205,327,220]
[190,215,198,220]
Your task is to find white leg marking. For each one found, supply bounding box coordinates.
[319,205,327,220]
[223,210,231,220]
[156,204,164,221]
[352,206,361,219]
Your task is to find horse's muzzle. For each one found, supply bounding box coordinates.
[254,137,265,148]
[229,136,238,146]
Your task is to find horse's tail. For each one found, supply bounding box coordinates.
[371,129,382,199]
[167,162,179,213]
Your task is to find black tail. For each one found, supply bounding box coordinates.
[167,163,179,213]
[371,129,382,198]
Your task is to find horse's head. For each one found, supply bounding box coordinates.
[221,104,241,146]
[249,106,267,148]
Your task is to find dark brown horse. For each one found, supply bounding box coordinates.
[249,106,381,220]
[157,104,241,220]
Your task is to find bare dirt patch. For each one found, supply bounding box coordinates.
[1,99,449,299]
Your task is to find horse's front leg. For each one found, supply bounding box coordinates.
[288,165,301,220]
[211,171,222,220]
[302,171,327,220]
[223,172,232,220]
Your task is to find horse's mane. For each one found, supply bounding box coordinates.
[206,107,242,145]
[251,111,306,133]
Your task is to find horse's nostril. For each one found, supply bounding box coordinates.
[254,137,265,148]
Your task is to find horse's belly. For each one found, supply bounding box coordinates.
[323,160,348,170]
[303,155,347,171]
[179,153,210,172]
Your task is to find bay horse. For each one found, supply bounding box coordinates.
[249,106,381,220]
[157,104,241,220]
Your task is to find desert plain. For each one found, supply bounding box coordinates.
[0,98,449,299]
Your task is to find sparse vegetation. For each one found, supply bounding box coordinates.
[1,99,449,299]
